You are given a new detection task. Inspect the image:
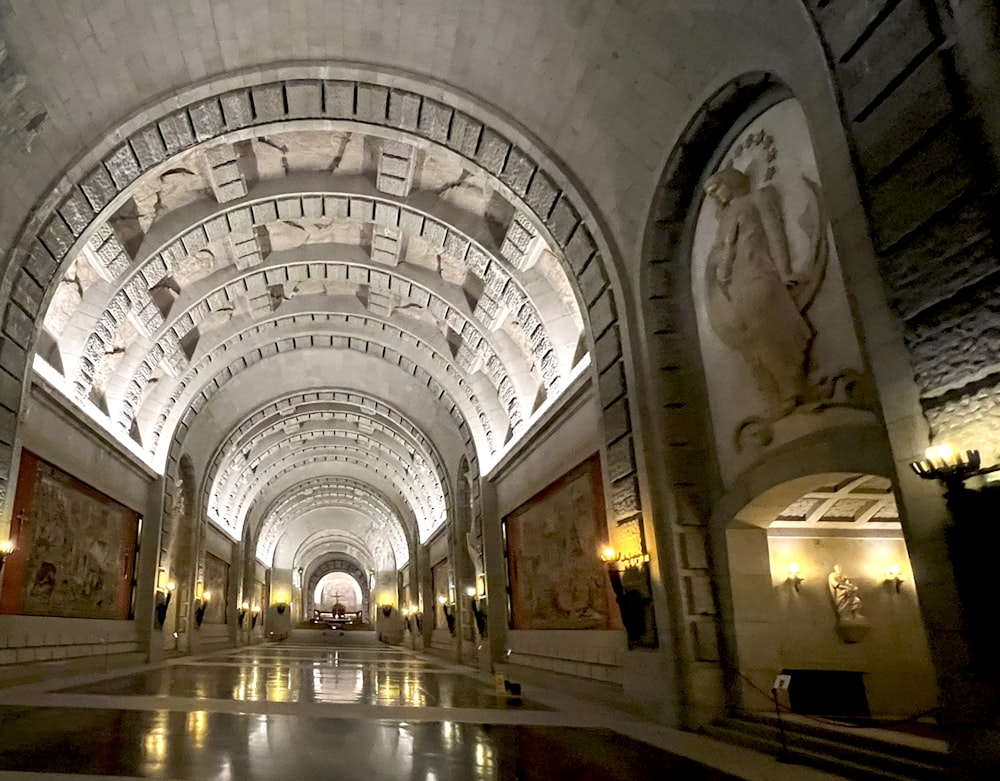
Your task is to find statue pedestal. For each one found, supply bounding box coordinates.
[835,620,870,644]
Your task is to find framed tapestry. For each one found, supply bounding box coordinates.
[203,552,230,624]
[1,450,140,620]
[504,455,620,630]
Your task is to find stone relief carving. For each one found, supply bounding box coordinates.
[172,248,223,287]
[704,158,862,450]
[692,100,872,482]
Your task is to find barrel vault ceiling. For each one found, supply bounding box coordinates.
[34,123,587,572]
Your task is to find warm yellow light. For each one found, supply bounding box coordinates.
[465,585,477,597]
[252,603,261,614]
[241,601,250,610]
[925,444,956,467]
[600,546,617,562]
[167,581,176,592]
[0,540,14,555]
[437,595,446,605]
[402,607,410,616]
[788,562,800,576]
[409,604,418,614]
[202,591,212,602]
[888,564,900,578]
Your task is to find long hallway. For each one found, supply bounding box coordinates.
[0,632,845,781]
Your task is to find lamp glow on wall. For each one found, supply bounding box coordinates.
[251,603,261,628]
[194,591,211,627]
[0,539,14,570]
[439,595,456,635]
[787,562,803,592]
[886,564,904,593]
[600,545,656,650]
[466,585,487,637]
[154,572,175,629]
[238,601,249,627]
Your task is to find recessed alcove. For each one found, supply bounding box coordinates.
[726,474,937,719]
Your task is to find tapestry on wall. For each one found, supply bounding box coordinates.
[203,552,229,624]
[0,450,140,619]
[505,455,619,630]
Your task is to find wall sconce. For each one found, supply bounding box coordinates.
[465,585,487,637]
[439,595,456,635]
[154,581,175,628]
[910,445,1000,488]
[787,562,803,592]
[276,600,287,615]
[194,591,211,628]
[0,539,14,570]
[251,603,261,628]
[886,564,904,593]
[600,546,657,650]
[238,601,249,627]
[410,604,422,632]
[380,602,393,617]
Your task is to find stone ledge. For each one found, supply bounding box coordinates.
[0,651,146,689]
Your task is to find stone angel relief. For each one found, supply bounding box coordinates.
[703,164,863,451]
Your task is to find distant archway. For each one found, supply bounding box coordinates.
[314,571,363,614]
[305,557,371,620]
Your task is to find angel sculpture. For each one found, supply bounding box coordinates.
[703,165,857,449]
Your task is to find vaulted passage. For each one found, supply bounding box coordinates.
[1,1,999,779]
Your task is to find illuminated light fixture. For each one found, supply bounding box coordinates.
[440,595,456,635]
[380,601,393,617]
[194,591,211,628]
[910,444,1000,487]
[599,545,657,650]
[886,564,904,594]
[787,562,803,592]
[401,606,410,616]
[251,603,261,629]
[465,586,487,637]
[154,579,175,628]
[238,601,250,627]
[0,539,14,570]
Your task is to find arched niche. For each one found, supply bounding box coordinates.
[723,472,937,720]
[688,95,875,487]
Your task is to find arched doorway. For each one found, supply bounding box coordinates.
[724,473,937,720]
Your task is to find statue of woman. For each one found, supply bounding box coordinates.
[703,166,816,417]
[828,564,864,622]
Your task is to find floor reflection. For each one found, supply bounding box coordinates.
[59,661,548,710]
[0,707,738,780]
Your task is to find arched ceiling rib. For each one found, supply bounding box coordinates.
[32,96,589,577]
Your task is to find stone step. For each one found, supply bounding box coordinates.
[704,715,951,781]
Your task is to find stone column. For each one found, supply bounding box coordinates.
[138,476,166,661]
[480,478,508,672]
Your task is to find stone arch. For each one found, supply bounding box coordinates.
[639,71,903,725]
[718,467,937,720]
[0,65,646,609]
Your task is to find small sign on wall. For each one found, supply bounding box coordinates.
[773,674,792,691]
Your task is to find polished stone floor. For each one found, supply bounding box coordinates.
[0,633,848,781]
